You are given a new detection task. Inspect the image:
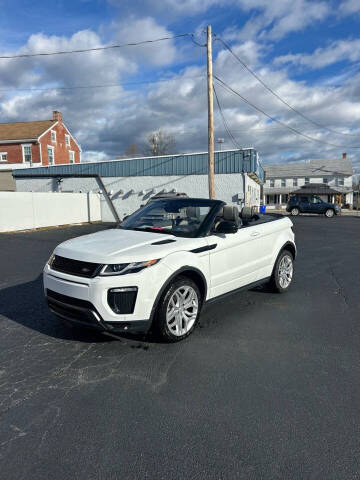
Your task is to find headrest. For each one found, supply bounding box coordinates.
[223,205,240,226]
[186,206,198,217]
[240,206,253,220]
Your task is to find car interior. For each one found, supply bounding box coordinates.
[213,204,279,231]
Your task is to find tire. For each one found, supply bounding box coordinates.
[290,207,299,216]
[154,276,202,342]
[325,208,335,218]
[270,250,294,293]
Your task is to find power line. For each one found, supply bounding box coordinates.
[0,75,205,94]
[0,33,191,59]
[215,35,358,137]
[213,84,241,149]
[213,74,360,149]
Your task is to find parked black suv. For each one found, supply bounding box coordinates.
[286,195,341,217]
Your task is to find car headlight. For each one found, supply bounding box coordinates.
[47,252,55,267]
[100,259,160,276]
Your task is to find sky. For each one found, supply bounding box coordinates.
[0,0,360,172]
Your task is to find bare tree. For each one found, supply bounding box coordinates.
[125,143,141,158]
[145,130,176,156]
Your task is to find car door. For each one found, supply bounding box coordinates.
[310,196,325,214]
[205,224,263,299]
[299,196,311,212]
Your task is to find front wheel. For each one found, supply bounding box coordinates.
[325,208,334,218]
[290,207,299,216]
[270,250,294,293]
[154,276,202,342]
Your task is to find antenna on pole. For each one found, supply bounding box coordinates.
[207,25,215,199]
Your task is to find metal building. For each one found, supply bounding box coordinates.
[13,148,264,221]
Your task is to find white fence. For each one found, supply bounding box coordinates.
[0,192,101,232]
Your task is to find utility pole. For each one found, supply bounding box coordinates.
[207,25,215,199]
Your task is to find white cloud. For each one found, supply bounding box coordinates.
[1,15,360,173]
[275,38,360,69]
[111,17,178,66]
[339,0,360,15]
[235,0,331,41]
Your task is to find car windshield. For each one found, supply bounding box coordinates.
[120,199,216,237]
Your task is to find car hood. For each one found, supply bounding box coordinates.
[54,228,199,264]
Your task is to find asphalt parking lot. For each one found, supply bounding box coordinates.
[0,217,359,479]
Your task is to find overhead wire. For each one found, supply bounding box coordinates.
[0,75,205,94]
[214,35,358,137]
[213,84,242,149]
[0,33,191,59]
[213,74,360,149]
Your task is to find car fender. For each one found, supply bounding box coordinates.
[270,224,296,266]
[147,251,210,328]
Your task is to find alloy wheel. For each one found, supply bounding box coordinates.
[166,285,199,336]
[278,255,293,289]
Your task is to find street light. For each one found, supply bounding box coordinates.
[217,138,225,151]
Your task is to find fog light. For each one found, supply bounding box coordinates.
[108,287,138,314]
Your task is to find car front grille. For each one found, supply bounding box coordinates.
[51,255,102,278]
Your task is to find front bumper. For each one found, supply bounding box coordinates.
[43,261,172,333]
[46,289,150,334]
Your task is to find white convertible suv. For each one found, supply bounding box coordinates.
[44,198,296,342]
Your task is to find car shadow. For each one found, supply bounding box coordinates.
[0,275,114,343]
[0,274,160,344]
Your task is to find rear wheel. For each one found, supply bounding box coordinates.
[154,276,202,342]
[325,208,334,218]
[270,250,294,293]
[290,207,299,216]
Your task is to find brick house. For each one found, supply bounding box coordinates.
[0,111,81,170]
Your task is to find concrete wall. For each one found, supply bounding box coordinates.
[0,192,101,232]
[15,173,261,222]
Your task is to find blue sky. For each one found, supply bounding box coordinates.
[0,0,359,171]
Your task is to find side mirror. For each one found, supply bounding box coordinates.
[215,220,238,234]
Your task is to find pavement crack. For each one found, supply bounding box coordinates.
[329,266,349,311]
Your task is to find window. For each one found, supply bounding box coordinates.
[300,196,308,202]
[0,152,7,162]
[121,199,214,238]
[270,179,275,187]
[22,144,32,163]
[293,178,298,187]
[305,177,310,184]
[338,177,344,186]
[323,178,328,184]
[281,178,286,187]
[47,145,55,165]
[65,134,70,147]
[51,130,56,142]
[69,150,75,163]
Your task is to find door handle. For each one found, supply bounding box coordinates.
[250,231,260,237]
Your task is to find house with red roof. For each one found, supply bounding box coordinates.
[0,111,81,170]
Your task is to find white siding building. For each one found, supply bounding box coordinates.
[263,156,354,208]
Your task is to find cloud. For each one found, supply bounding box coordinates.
[339,0,360,15]
[111,17,178,67]
[230,0,331,41]
[1,13,360,173]
[275,38,360,70]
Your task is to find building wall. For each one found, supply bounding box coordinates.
[264,175,352,189]
[16,173,261,222]
[0,142,41,165]
[39,122,80,166]
[0,192,101,232]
